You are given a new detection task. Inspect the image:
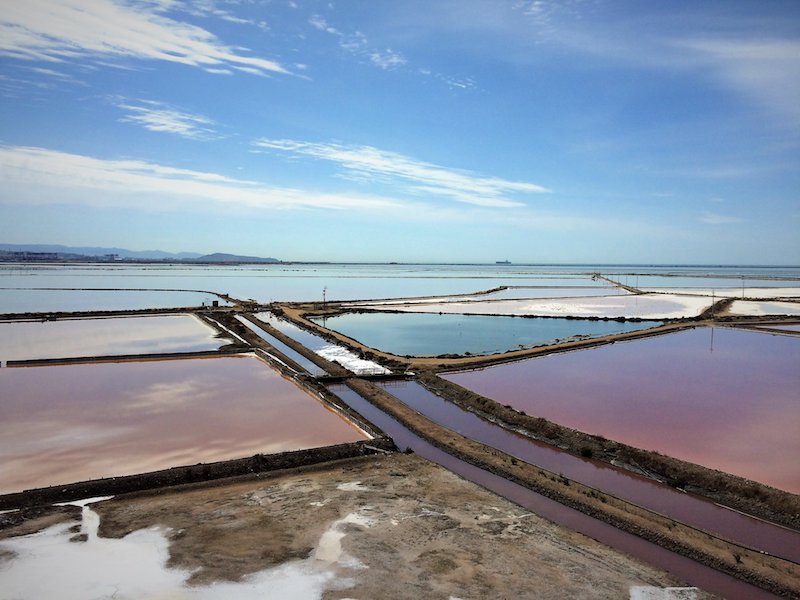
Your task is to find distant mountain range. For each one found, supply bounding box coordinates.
[190,252,279,264]
[0,244,279,263]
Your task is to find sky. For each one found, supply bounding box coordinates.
[0,0,798,264]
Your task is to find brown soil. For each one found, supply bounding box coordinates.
[79,454,711,599]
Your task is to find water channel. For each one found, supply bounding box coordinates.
[376,380,800,563]
[329,384,778,599]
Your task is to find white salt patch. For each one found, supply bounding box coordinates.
[54,495,114,508]
[727,300,800,317]
[0,509,187,600]
[369,294,710,319]
[336,481,369,492]
[642,287,800,298]
[314,513,372,564]
[0,502,369,599]
[630,586,699,599]
[316,345,391,375]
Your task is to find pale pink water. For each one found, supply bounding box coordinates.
[0,355,367,494]
[445,327,800,493]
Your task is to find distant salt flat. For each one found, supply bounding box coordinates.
[354,294,711,320]
[640,287,800,298]
[727,300,800,317]
[345,286,626,306]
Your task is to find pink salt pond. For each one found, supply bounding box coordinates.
[444,326,800,493]
[0,355,368,494]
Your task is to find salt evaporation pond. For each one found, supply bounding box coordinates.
[0,355,368,494]
[358,294,711,320]
[0,288,228,314]
[727,300,800,317]
[0,263,611,304]
[444,327,800,493]
[0,315,230,364]
[312,312,661,356]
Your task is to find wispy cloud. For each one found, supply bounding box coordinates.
[699,211,745,225]
[308,13,407,71]
[0,146,406,212]
[674,37,800,127]
[509,3,800,128]
[0,0,288,76]
[253,139,549,207]
[117,100,218,139]
[369,49,407,70]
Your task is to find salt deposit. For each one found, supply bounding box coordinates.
[316,345,391,375]
[353,294,711,319]
[727,300,800,317]
[0,499,372,599]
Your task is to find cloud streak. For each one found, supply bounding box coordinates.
[699,211,745,225]
[0,146,405,212]
[308,13,407,71]
[117,100,218,139]
[253,139,548,207]
[674,37,800,127]
[510,3,800,127]
[0,0,288,76]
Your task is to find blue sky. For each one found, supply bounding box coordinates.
[1,0,798,263]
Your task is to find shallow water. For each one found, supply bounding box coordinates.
[313,312,661,356]
[253,313,388,375]
[753,324,800,332]
[444,327,800,493]
[0,288,228,314]
[0,355,367,494]
[0,315,229,364]
[0,263,632,305]
[3,263,797,306]
[235,316,328,376]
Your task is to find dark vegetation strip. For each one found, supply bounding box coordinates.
[345,379,800,598]
[0,439,395,513]
[0,307,216,321]
[5,348,248,368]
[419,372,800,531]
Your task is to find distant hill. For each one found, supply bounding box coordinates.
[192,253,279,264]
[0,243,202,260]
[0,244,279,263]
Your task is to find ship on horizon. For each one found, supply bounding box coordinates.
[496,259,511,265]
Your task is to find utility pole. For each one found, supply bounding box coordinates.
[711,289,715,319]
